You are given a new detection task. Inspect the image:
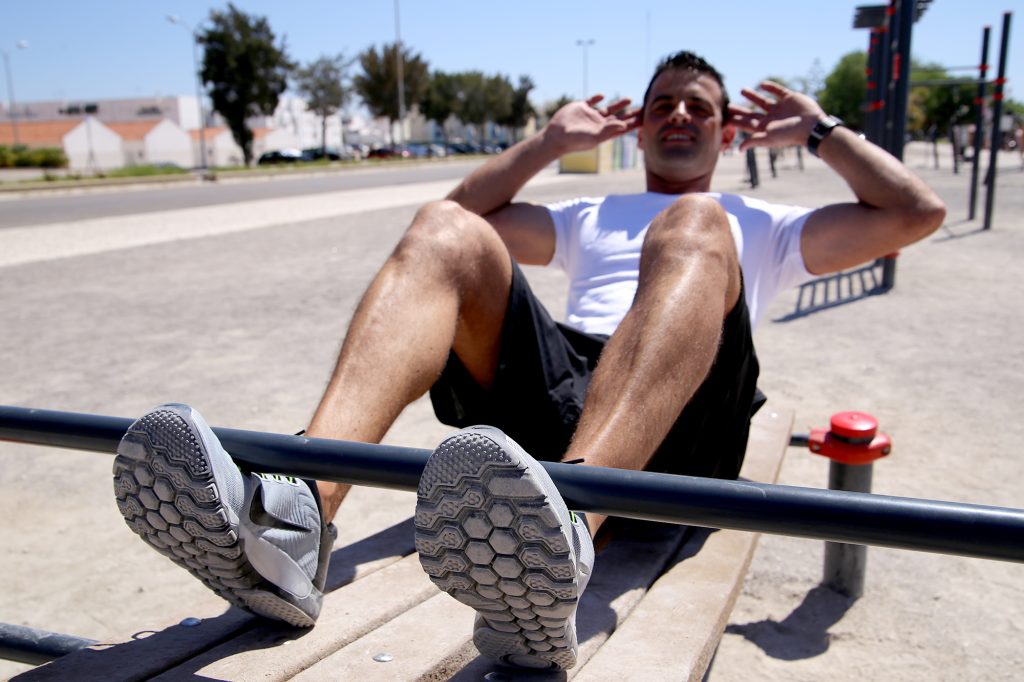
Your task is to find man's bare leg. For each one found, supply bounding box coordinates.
[304,200,517,520]
[563,195,742,536]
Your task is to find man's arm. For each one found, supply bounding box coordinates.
[730,82,946,275]
[446,96,640,265]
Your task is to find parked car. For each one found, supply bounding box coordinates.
[366,145,412,160]
[257,149,303,165]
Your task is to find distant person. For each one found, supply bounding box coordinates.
[113,51,945,671]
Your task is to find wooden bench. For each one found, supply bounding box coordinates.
[16,409,792,681]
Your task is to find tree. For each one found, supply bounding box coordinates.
[908,60,976,138]
[420,71,462,148]
[198,3,293,165]
[818,51,867,131]
[454,71,488,144]
[496,75,536,143]
[295,53,355,155]
[354,43,428,145]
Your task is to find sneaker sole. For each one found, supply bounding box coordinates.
[112,408,315,627]
[414,429,580,670]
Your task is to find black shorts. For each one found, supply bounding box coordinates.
[429,262,764,480]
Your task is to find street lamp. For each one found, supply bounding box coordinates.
[394,0,406,149]
[2,40,28,146]
[575,39,595,99]
[167,15,207,170]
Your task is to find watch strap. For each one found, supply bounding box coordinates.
[807,115,844,157]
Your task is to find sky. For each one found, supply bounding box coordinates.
[1,1,1020,113]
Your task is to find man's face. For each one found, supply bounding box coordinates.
[638,69,735,191]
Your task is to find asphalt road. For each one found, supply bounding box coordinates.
[0,159,485,229]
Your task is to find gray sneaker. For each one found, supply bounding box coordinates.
[415,426,594,670]
[113,403,334,627]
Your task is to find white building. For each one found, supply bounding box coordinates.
[107,119,193,168]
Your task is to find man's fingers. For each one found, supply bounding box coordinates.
[586,94,605,107]
[758,80,789,98]
[740,87,773,111]
[606,98,632,113]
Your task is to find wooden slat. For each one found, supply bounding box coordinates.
[573,409,794,682]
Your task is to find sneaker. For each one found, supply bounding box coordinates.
[415,426,594,670]
[112,403,334,627]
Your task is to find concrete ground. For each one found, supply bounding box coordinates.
[1,144,1022,680]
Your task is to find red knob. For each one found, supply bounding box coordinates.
[830,412,878,443]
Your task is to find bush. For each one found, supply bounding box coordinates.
[0,145,68,168]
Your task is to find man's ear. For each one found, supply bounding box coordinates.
[720,124,737,151]
[637,126,645,150]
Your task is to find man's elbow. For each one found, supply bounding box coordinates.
[902,191,946,243]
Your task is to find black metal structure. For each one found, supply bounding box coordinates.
[0,623,97,665]
[969,25,991,221]
[3,405,1024,564]
[983,12,1012,231]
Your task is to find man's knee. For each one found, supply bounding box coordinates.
[398,200,500,264]
[646,195,736,263]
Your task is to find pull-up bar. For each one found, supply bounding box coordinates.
[2,405,1023,564]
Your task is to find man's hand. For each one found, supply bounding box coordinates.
[729,81,826,151]
[545,95,640,155]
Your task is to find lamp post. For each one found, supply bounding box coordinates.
[394,0,406,149]
[167,15,207,170]
[2,40,28,146]
[575,39,595,99]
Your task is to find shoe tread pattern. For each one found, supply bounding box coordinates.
[415,431,578,670]
[113,408,314,627]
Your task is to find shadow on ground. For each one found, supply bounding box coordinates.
[723,585,856,660]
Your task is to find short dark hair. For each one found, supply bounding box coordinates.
[642,51,730,123]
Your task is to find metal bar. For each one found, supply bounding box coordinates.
[983,12,1012,231]
[969,25,990,221]
[0,623,97,665]
[3,405,1024,563]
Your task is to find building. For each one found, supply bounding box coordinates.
[0,118,124,171]
[106,120,193,168]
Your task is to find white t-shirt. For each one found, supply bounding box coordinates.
[546,192,816,335]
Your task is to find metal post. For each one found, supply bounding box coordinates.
[888,0,914,162]
[3,405,1024,563]
[824,462,873,597]
[969,26,991,221]
[576,39,595,99]
[807,411,890,599]
[394,0,406,149]
[983,12,1012,231]
[167,16,207,171]
[1,41,28,147]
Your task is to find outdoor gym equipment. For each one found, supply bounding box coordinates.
[2,404,1022,564]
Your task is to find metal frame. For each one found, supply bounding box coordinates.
[2,405,1023,563]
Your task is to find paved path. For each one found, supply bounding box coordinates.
[1,145,1022,680]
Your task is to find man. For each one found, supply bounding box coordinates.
[113,52,945,670]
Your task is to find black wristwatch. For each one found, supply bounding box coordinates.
[807,115,844,157]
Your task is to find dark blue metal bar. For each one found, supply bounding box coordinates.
[0,623,97,665]
[2,405,1024,563]
[969,25,991,221]
[983,12,1012,231]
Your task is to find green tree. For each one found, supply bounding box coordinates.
[908,60,976,138]
[454,71,488,144]
[496,75,536,143]
[295,53,355,155]
[354,43,429,145]
[421,71,462,147]
[818,51,867,131]
[198,3,293,165]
